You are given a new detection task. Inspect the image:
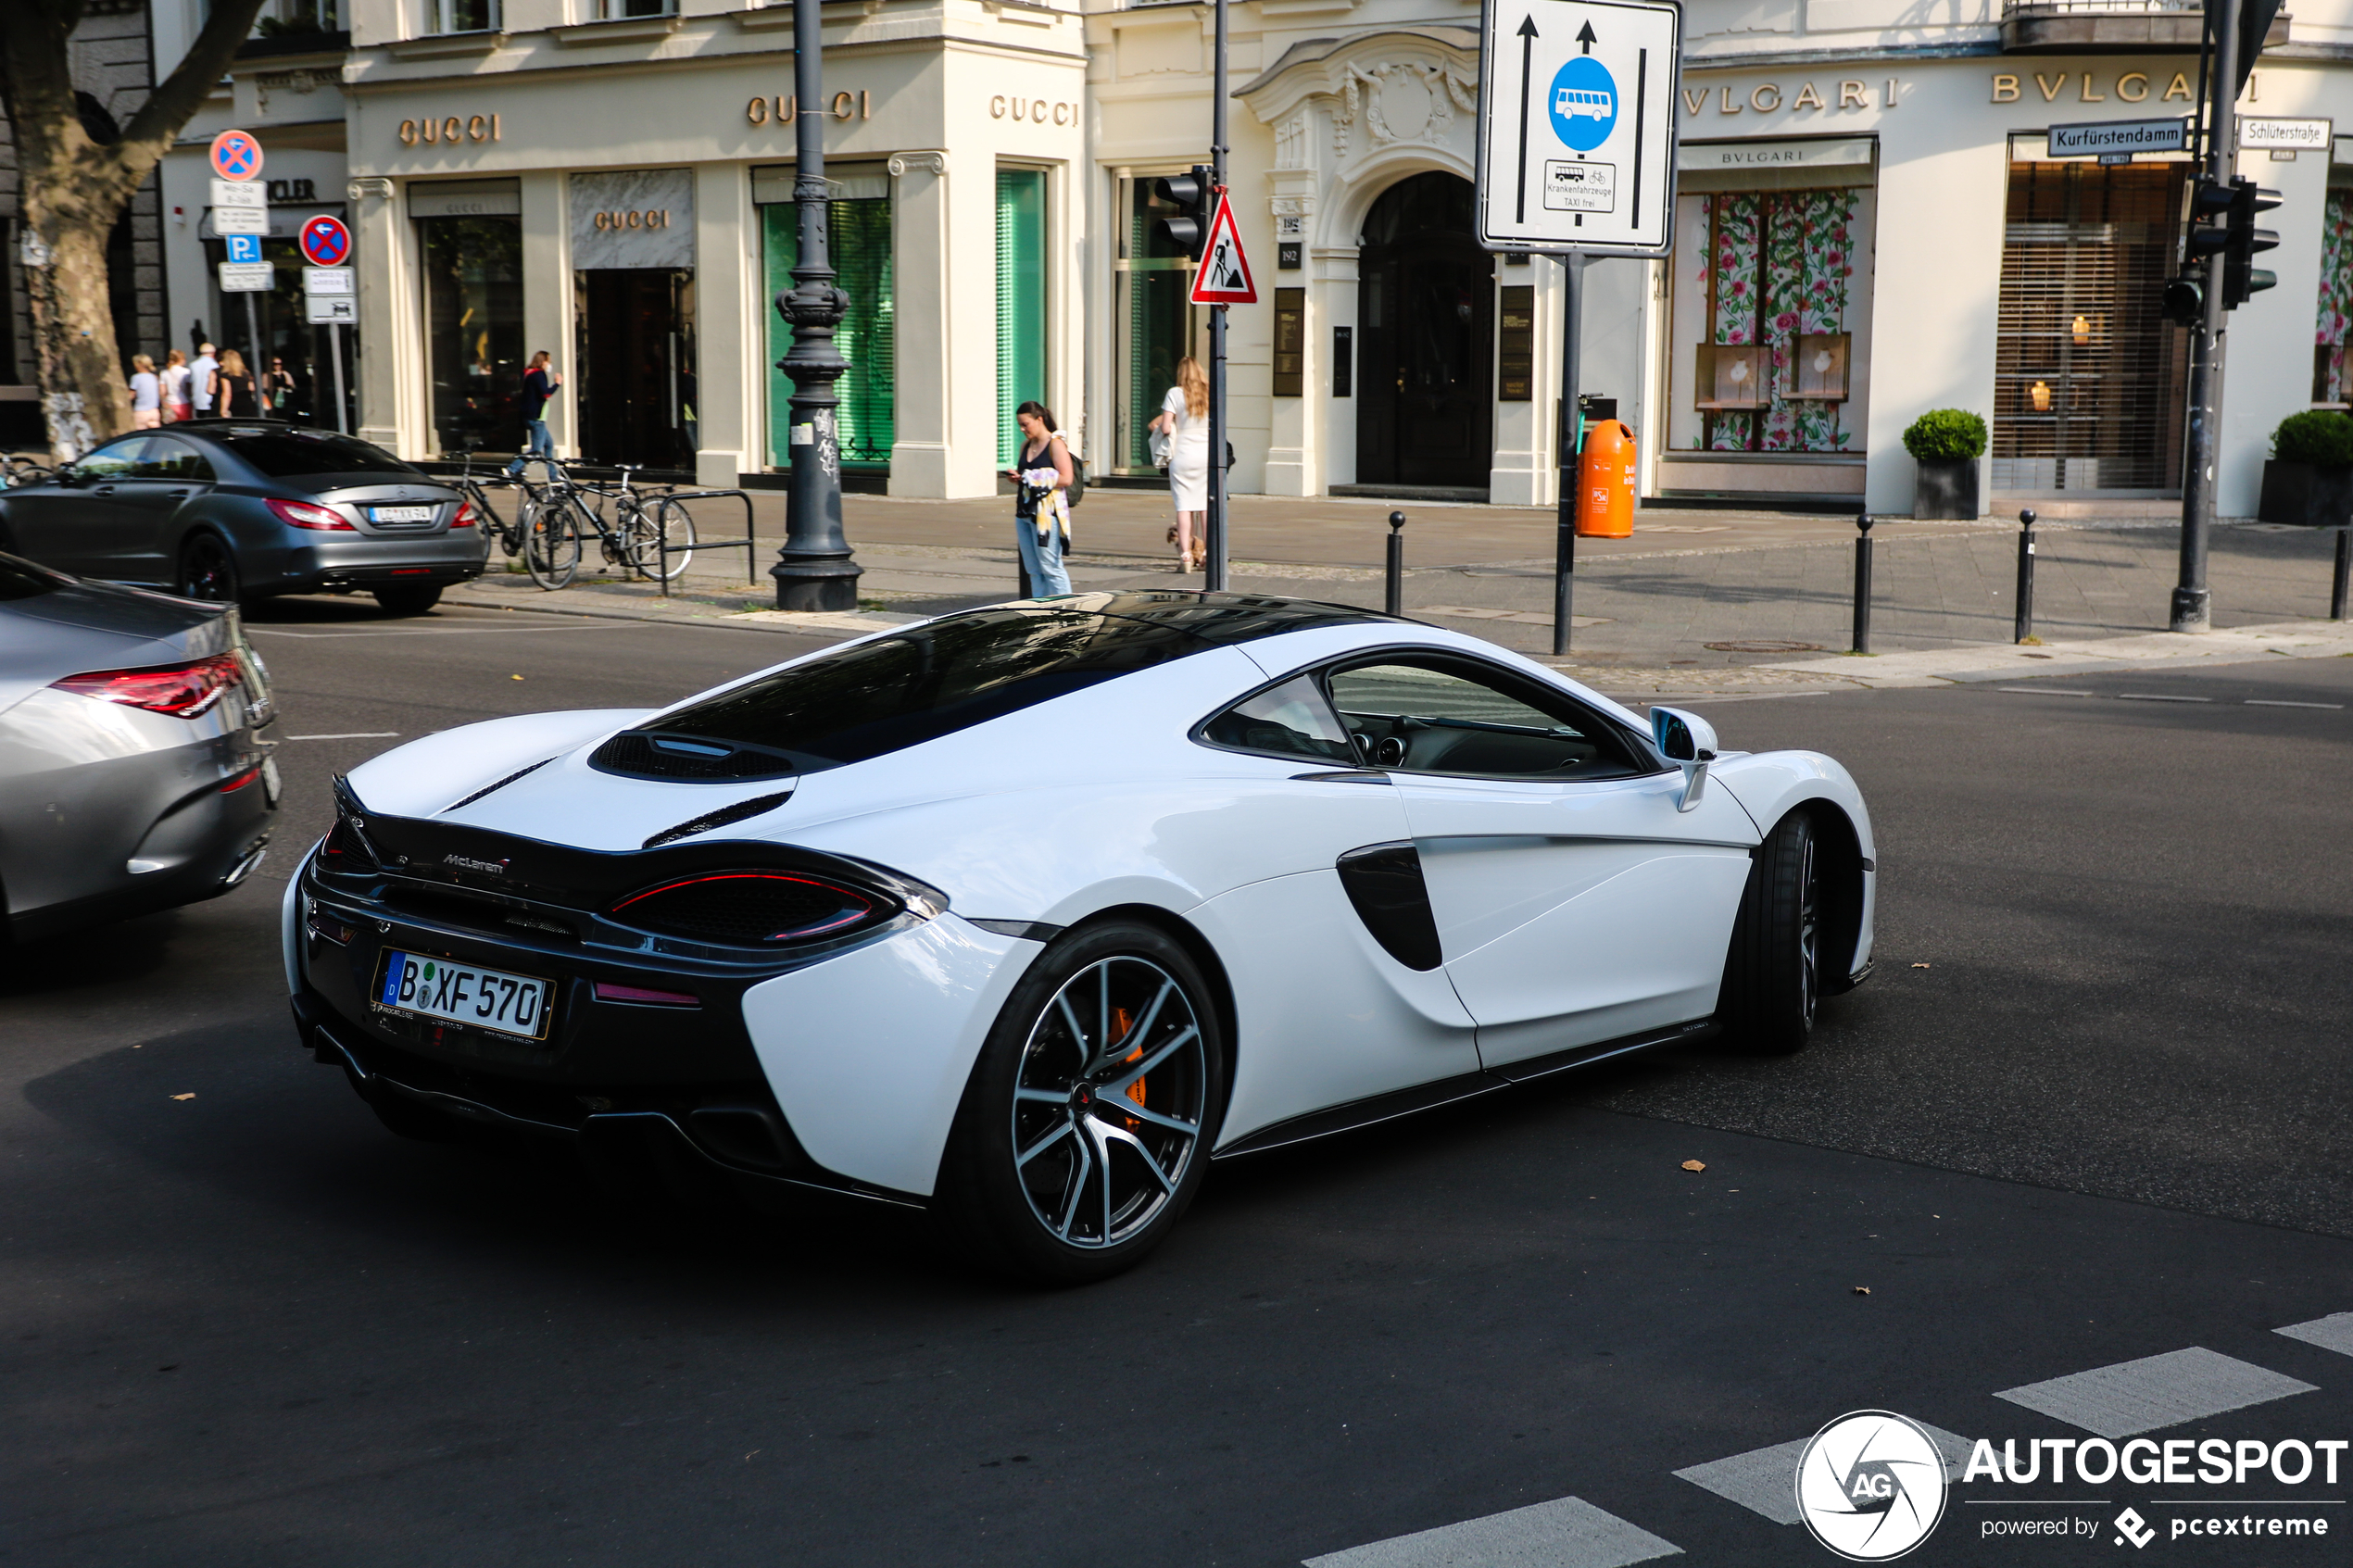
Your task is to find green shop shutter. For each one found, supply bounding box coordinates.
[764,199,895,470]
[996,169,1046,467]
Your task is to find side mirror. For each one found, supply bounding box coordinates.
[1650,706,1718,812]
[51,463,80,486]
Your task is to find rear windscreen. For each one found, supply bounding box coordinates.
[214,429,418,479]
[640,608,1212,771]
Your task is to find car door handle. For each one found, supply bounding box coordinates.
[94,484,117,495]
[166,489,189,499]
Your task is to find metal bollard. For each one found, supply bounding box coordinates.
[2334,527,2350,621]
[2014,508,2038,644]
[1852,512,1875,655]
[1385,511,1406,618]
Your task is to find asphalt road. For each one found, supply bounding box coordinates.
[5,600,2350,1567]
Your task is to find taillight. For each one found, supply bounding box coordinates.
[52,653,243,718]
[220,762,264,792]
[451,500,477,529]
[268,496,354,531]
[317,817,376,870]
[610,870,892,947]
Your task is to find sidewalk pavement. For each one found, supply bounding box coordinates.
[456,488,2351,701]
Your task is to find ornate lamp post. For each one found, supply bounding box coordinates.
[769,0,862,610]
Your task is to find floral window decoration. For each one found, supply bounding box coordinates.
[1697,188,1863,453]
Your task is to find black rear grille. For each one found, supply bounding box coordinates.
[591,732,795,782]
[386,885,580,943]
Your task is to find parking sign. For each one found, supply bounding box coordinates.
[1476,0,1681,256]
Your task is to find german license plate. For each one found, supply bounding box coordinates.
[370,505,434,523]
[374,948,555,1040]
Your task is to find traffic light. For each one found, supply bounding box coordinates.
[2184,177,2234,262]
[1153,166,1214,260]
[2160,275,2204,326]
[2222,178,2281,308]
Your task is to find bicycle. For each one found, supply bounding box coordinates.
[3,455,56,489]
[564,464,696,584]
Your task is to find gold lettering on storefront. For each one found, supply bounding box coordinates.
[1676,78,1899,117]
[990,95,1078,124]
[745,92,874,124]
[592,209,673,230]
[1991,70,2194,103]
[400,112,501,144]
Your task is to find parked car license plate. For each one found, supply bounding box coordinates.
[374,948,554,1040]
[369,505,434,523]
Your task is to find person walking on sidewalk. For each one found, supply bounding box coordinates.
[506,352,560,476]
[211,350,258,419]
[1005,401,1074,599]
[188,343,218,418]
[159,350,192,423]
[264,357,297,417]
[128,356,161,429]
[1149,355,1210,572]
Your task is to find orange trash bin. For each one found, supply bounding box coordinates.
[1576,419,1637,538]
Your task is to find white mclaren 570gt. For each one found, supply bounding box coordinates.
[286,593,1875,1280]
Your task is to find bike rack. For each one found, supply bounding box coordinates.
[649,489,757,598]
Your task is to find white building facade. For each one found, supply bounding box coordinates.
[324,0,2353,519]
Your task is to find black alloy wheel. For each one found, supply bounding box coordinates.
[176,533,240,603]
[937,920,1225,1284]
[371,583,444,615]
[1720,809,1821,1055]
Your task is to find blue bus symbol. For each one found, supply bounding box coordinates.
[1547,56,1618,153]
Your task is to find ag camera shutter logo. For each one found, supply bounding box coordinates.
[1795,1411,1950,1561]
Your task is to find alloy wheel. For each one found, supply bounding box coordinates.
[180,535,237,602]
[1010,957,1207,1248]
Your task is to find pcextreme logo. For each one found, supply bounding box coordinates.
[1796,1411,1951,1561]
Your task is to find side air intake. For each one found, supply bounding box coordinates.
[590,731,796,782]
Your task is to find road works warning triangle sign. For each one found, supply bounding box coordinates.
[1188,194,1258,306]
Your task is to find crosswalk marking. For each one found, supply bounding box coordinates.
[1304,1496,1680,1568]
[1674,1422,1973,1524]
[1995,1347,2319,1438]
[2275,1312,2353,1358]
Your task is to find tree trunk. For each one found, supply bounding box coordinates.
[21,215,122,458]
[0,0,271,462]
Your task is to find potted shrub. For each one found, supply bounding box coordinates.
[1904,409,1988,521]
[2258,410,2353,527]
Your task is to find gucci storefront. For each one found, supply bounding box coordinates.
[340,3,1087,495]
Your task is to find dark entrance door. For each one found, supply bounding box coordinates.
[1355,172,1493,491]
[581,269,695,470]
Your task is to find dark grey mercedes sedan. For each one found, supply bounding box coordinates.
[0,552,278,943]
[0,422,485,615]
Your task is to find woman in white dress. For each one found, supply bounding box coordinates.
[1148,355,1210,572]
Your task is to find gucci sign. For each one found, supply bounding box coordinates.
[991,95,1077,126]
[591,209,673,230]
[747,92,874,124]
[400,113,502,145]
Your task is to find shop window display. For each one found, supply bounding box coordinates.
[1688,189,1864,453]
[2314,186,2353,405]
[763,198,893,470]
[419,215,523,456]
[996,169,1047,468]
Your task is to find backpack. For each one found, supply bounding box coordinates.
[1063,439,1087,507]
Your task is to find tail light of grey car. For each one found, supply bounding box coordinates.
[268,496,356,532]
[50,652,247,719]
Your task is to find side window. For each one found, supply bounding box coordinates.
[137,438,213,482]
[1326,658,1649,780]
[75,438,148,483]
[1200,674,1357,764]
